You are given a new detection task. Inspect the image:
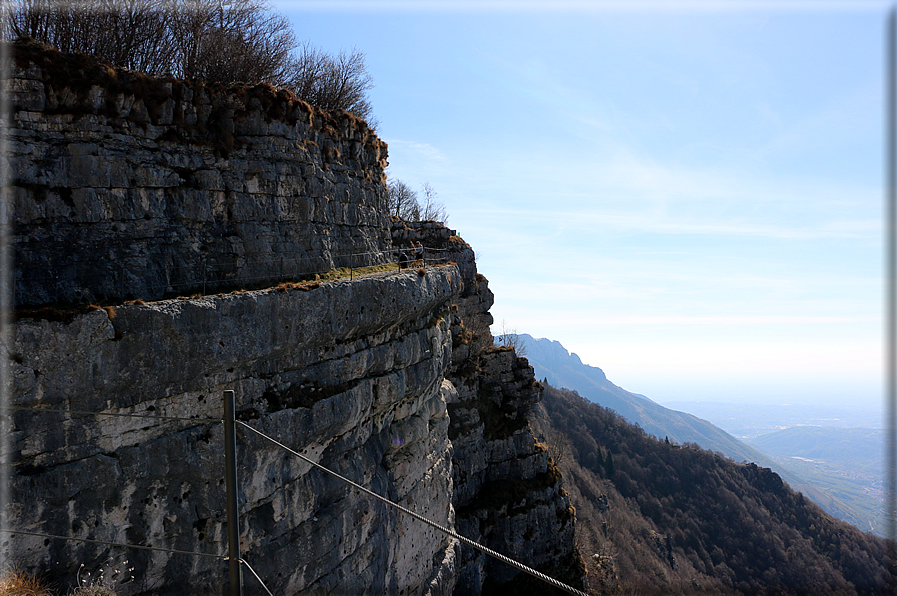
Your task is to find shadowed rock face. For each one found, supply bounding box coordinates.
[8,39,583,595]
[10,37,390,308]
[393,222,583,596]
[12,270,462,594]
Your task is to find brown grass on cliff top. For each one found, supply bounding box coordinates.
[0,570,53,596]
[15,303,113,324]
[14,263,419,321]
[10,37,380,144]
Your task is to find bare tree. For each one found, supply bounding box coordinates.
[7,0,175,74]
[387,179,420,221]
[6,0,377,120]
[287,41,375,123]
[496,319,527,357]
[164,0,295,83]
[388,179,450,224]
[420,182,448,224]
[8,0,299,85]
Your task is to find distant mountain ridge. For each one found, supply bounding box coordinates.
[515,334,761,460]
[511,333,876,532]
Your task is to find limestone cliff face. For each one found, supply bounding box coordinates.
[10,38,389,307]
[12,270,461,594]
[392,222,582,595]
[8,39,582,595]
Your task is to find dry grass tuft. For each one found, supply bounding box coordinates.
[0,570,54,595]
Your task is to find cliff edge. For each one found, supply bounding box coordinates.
[6,38,582,595]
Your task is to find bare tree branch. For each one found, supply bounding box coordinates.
[420,182,448,224]
[5,0,377,122]
[287,41,375,123]
[387,179,420,221]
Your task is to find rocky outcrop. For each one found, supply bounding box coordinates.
[7,39,582,595]
[9,38,390,307]
[11,269,460,594]
[392,221,583,595]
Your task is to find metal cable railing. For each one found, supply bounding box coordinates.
[0,528,228,561]
[237,419,588,596]
[8,390,586,596]
[0,528,273,594]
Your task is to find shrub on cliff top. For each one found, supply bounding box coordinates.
[6,0,294,84]
[387,180,448,224]
[5,0,377,124]
[287,41,375,125]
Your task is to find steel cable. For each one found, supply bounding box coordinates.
[239,558,273,596]
[237,421,588,596]
[8,405,220,424]
[0,528,227,560]
[6,407,582,594]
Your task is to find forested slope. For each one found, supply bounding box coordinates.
[532,384,895,595]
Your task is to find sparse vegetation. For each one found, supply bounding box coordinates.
[0,559,133,596]
[387,179,448,224]
[0,569,53,595]
[494,320,526,357]
[419,183,447,224]
[287,41,375,125]
[5,0,377,122]
[14,263,404,320]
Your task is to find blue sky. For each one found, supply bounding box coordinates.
[276,1,888,409]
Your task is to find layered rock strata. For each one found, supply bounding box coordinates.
[9,38,390,307]
[392,221,583,595]
[7,39,583,595]
[11,269,460,595]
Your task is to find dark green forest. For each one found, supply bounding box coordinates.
[533,384,896,595]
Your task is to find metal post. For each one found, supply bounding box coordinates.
[224,390,243,596]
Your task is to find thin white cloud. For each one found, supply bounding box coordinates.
[274,1,888,13]
[470,207,878,240]
[548,314,881,325]
[382,139,447,161]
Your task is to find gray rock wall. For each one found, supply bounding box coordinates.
[395,222,584,595]
[7,38,583,595]
[9,38,391,307]
[10,268,461,594]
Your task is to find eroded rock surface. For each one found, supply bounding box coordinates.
[11,269,460,594]
[393,221,583,596]
[8,39,583,596]
[10,38,390,307]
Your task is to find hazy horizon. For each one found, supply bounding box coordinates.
[514,332,885,416]
[278,1,887,412]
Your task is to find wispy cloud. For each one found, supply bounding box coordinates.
[469,207,878,240]
[544,314,881,325]
[274,1,887,13]
[382,139,447,161]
